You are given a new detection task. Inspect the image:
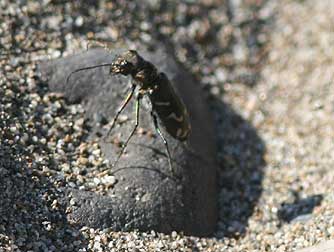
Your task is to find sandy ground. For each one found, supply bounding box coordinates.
[0,0,333,251]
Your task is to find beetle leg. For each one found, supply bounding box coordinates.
[150,111,174,175]
[105,84,136,139]
[112,92,142,168]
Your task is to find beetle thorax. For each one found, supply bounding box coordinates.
[111,50,160,90]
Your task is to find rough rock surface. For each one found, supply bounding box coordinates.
[38,47,218,236]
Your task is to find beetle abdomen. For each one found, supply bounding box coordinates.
[149,73,191,141]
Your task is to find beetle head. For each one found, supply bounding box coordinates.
[110,50,140,76]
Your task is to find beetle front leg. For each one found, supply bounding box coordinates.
[112,92,142,168]
[105,84,136,139]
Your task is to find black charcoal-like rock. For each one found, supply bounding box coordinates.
[38,46,217,236]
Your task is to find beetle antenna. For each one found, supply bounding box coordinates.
[66,63,114,86]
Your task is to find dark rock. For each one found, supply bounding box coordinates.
[38,46,218,236]
[278,193,323,223]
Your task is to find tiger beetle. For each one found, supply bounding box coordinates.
[67,50,191,174]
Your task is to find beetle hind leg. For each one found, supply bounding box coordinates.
[150,112,174,175]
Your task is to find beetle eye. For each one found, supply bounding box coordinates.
[119,60,134,73]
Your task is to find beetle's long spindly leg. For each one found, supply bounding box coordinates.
[112,92,142,168]
[105,84,136,139]
[151,111,173,174]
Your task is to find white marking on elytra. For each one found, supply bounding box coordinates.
[179,128,190,139]
[176,128,183,138]
[167,112,184,122]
